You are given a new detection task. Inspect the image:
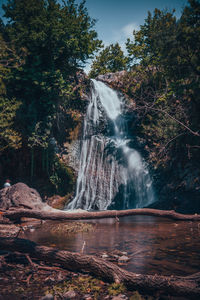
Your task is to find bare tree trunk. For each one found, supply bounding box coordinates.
[0,237,200,299]
[3,208,200,222]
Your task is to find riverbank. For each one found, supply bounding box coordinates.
[0,255,140,300]
[1,184,200,299]
[0,221,150,300]
[1,216,200,299]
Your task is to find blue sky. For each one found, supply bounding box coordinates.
[0,0,187,72]
[77,0,187,47]
[77,0,187,72]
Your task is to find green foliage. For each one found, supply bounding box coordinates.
[89,43,128,78]
[0,0,199,193]
[126,8,177,72]
[46,275,103,299]
[1,0,101,142]
[0,33,23,151]
[177,0,200,78]
[49,155,75,195]
[0,97,22,151]
[124,0,200,167]
[3,0,101,70]
[2,0,101,142]
[0,0,101,190]
[126,0,200,82]
[108,282,126,296]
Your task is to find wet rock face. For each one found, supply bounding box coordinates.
[0,182,50,210]
[63,140,81,173]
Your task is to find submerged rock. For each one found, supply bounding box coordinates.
[118,255,130,263]
[0,224,20,237]
[101,253,109,259]
[40,294,54,300]
[111,294,128,300]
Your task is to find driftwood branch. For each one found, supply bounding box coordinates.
[135,105,200,137]
[3,208,200,222]
[159,132,185,153]
[0,237,199,299]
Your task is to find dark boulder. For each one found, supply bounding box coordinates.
[0,182,52,210]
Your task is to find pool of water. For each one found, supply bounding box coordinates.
[20,215,200,276]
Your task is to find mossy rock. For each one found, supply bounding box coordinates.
[47,193,72,210]
[50,222,94,235]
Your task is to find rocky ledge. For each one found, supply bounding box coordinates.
[96,71,126,87]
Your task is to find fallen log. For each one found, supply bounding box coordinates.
[3,208,200,222]
[0,237,200,299]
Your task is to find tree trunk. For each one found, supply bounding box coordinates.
[0,237,200,299]
[3,208,200,222]
[30,147,34,179]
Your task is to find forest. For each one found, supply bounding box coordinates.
[0,0,199,200]
[0,0,200,299]
[0,0,199,206]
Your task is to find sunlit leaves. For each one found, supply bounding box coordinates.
[0,97,22,150]
[89,43,128,78]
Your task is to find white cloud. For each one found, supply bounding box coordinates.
[121,23,139,39]
[84,62,91,75]
[111,22,139,52]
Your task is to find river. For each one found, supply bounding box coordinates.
[20,215,200,276]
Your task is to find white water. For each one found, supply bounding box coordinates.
[67,79,155,210]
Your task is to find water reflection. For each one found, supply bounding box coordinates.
[21,216,200,276]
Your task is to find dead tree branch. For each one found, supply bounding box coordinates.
[0,237,200,299]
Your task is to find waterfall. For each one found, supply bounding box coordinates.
[67,79,155,210]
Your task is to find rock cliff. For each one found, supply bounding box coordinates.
[94,71,200,214]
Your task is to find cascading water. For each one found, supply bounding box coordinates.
[67,79,155,210]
